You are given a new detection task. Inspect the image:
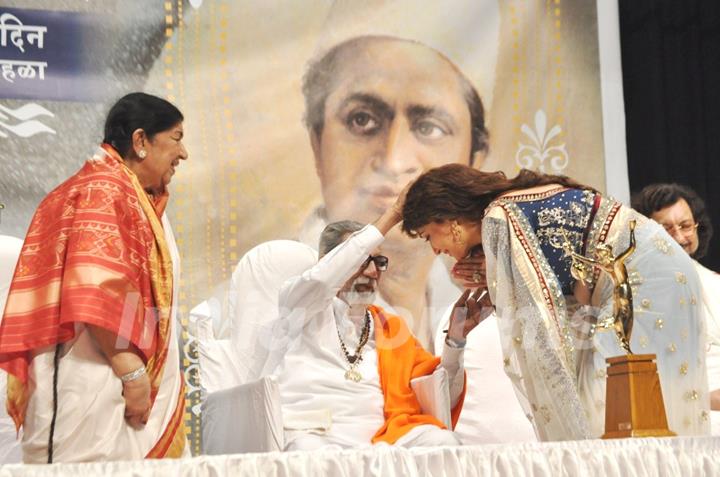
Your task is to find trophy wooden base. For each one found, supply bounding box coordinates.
[602,353,676,439]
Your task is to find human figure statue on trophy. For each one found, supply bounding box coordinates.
[562,220,637,354]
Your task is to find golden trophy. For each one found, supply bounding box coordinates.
[563,220,675,438]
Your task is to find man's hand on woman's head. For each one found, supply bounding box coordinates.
[392,180,415,219]
[374,179,415,236]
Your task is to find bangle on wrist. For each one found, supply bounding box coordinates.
[120,365,146,383]
[445,335,466,348]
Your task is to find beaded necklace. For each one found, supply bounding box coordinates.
[336,309,371,382]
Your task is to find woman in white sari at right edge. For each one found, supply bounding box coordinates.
[402,164,710,440]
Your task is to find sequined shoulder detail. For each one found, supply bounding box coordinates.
[498,186,570,203]
[511,189,596,294]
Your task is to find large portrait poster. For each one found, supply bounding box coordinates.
[0,0,618,454]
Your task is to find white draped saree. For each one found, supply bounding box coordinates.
[20,215,186,463]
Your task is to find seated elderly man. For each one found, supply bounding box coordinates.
[272,204,486,450]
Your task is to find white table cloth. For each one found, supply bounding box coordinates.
[1,436,718,476]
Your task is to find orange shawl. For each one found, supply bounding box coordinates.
[0,144,184,457]
[369,305,466,444]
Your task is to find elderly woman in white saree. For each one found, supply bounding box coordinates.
[402,164,710,440]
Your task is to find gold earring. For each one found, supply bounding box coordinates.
[451,221,465,246]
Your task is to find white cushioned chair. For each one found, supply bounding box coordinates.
[194,240,318,395]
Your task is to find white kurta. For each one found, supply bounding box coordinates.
[275,225,464,449]
[298,207,462,349]
[21,215,185,463]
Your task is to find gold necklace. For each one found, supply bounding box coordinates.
[336,309,371,382]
